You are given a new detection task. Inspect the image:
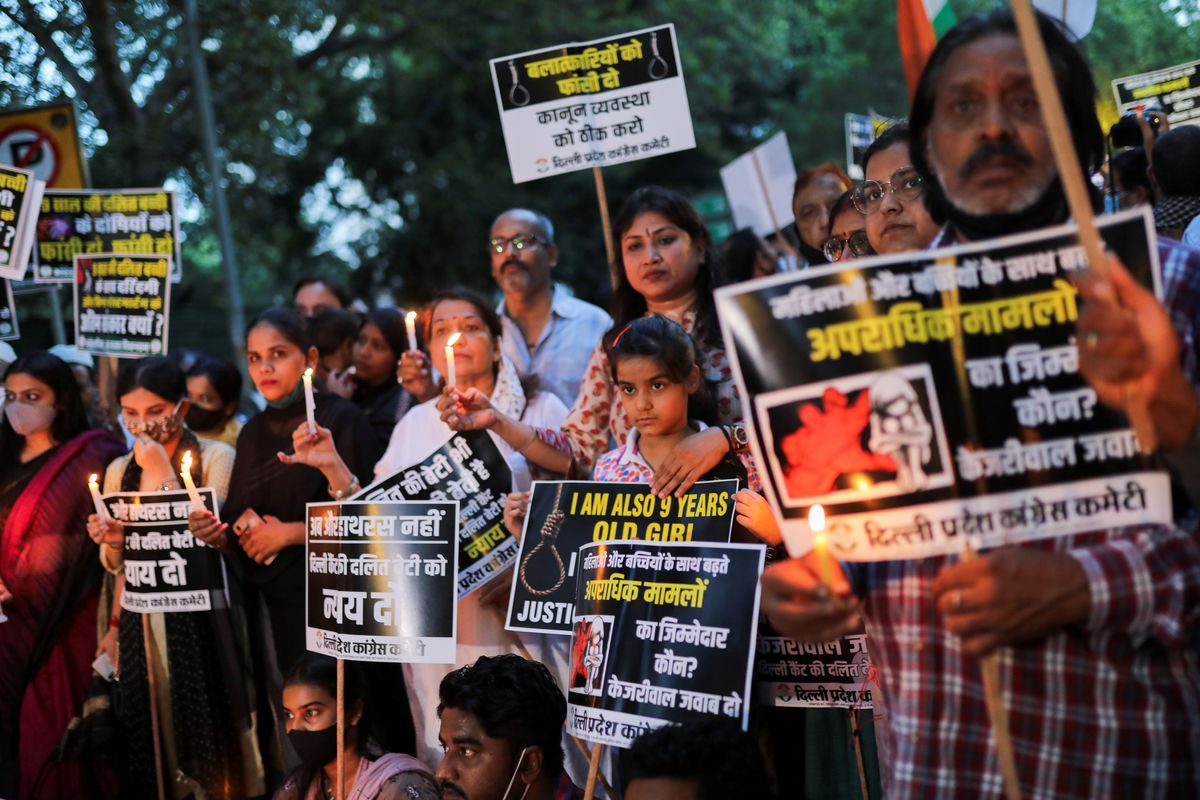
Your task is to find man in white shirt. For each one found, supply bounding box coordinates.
[489,208,613,407]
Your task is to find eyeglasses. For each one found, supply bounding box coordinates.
[822,229,873,262]
[489,234,546,254]
[852,166,925,215]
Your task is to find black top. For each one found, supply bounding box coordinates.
[224,391,380,584]
[352,380,413,451]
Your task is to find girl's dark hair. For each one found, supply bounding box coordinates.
[718,228,765,286]
[362,307,408,362]
[117,356,186,404]
[909,9,1104,223]
[827,189,860,237]
[605,315,717,425]
[610,186,724,349]
[0,351,91,463]
[283,654,374,756]
[307,308,362,358]
[424,288,539,398]
[246,307,311,351]
[187,355,243,408]
[292,274,354,309]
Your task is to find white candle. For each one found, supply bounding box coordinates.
[302,367,316,434]
[180,450,205,513]
[809,504,835,588]
[88,473,111,522]
[444,332,461,388]
[405,310,418,352]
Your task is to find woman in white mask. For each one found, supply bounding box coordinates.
[0,351,125,800]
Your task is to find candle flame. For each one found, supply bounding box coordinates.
[181,450,193,470]
[808,503,825,533]
[446,332,462,347]
[813,532,828,550]
[88,473,99,489]
[303,367,313,379]
[405,310,417,323]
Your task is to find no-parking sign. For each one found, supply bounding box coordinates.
[0,102,87,189]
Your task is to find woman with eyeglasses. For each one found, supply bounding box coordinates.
[853,123,940,256]
[823,190,876,263]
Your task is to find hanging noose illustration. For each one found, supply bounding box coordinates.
[507,60,531,107]
[647,31,669,80]
[518,483,567,596]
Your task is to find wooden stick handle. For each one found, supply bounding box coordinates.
[142,615,167,800]
[594,166,616,288]
[336,658,345,800]
[1010,0,1157,453]
[961,542,1021,800]
[583,742,603,800]
[572,736,614,798]
[848,708,871,800]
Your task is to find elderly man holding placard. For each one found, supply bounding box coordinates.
[760,9,1200,800]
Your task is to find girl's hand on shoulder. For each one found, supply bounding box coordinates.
[503,491,530,538]
[734,489,782,546]
[326,368,356,399]
[650,427,729,499]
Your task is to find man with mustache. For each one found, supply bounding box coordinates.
[435,655,567,800]
[490,208,613,406]
[761,9,1200,799]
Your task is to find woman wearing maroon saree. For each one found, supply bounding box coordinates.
[0,352,125,799]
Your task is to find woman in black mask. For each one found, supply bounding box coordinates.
[185,355,243,448]
[276,654,438,800]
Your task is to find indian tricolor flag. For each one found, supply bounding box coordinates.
[898,0,956,101]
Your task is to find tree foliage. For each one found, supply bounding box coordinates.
[0,0,1196,351]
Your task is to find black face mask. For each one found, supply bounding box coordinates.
[288,725,339,770]
[185,404,227,433]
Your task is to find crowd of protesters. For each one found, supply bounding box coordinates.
[3,8,1200,800]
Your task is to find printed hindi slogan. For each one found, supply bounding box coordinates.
[34,188,180,283]
[103,488,226,613]
[0,163,44,281]
[715,207,1172,561]
[306,500,458,664]
[489,24,695,183]
[567,540,765,749]
[506,479,738,636]
[74,254,170,358]
[1112,58,1200,128]
[354,431,514,598]
[756,632,873,709]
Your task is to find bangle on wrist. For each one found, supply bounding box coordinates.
[329,476,362,501]
[159,480,180,491]
[108,613,120,629]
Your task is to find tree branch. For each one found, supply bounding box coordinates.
[2,0,93,104]
[294,26,410,70]
[81,0,142,132]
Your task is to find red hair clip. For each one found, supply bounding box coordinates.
[611,322,634,348]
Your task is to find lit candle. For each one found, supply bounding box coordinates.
[302,367,316,435]
[444,332,462,387]
[405,310,418,352]
[88,473,111,522]
[809,504,836,588]
[180,450,205,513]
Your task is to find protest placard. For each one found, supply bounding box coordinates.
[305,500,458,664]
[34,187,180,283]
[0,280,17,341]
[720,132,796,240]
[566,540,764,748]
[0,101,88,189]
[73,253,170,358]
[354,430,514,598]
[102,488,225,613]
[0,164,44,281]
[715,207,1171,562]
[756,633,873,709]
[507,479,738,637]
[1112,58,1200,128]
[489,25,695,183]
[843,113,889,180]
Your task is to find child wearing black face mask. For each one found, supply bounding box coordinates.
[277,655,439,800]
